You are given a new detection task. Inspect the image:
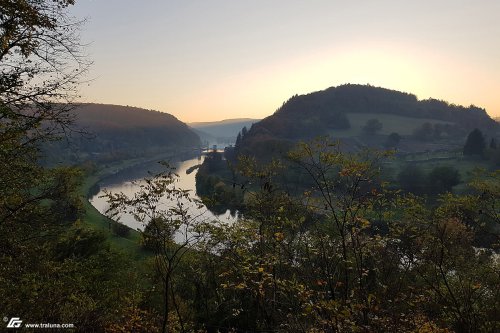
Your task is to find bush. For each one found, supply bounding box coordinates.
[463,128,486,157]
[427,165,461,194]
[111,221,131,237]
[385,132,401,147]
[362,118,383,135]
[398,164,426,194]
[413,122,434,141]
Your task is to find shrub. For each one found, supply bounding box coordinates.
[111,221,131,237]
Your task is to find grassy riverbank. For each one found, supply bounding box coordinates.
[79,150,198,259]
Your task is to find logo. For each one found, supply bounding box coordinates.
[6,317,23,328]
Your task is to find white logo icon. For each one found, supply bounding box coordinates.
[6,317,23,328]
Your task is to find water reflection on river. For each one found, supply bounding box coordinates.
[89,156,238,231]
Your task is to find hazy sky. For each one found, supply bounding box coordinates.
[72,0,500,122]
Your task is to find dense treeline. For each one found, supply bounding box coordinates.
[273,85,497,133]
[195,151,244,215]
[43,104,201,165]
[238,84,498,159]
[109,139,500,332]
[0,1,158,331]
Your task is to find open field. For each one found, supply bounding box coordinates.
[330,113,453,137]
[382,151,492,193]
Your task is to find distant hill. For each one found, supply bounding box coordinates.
[237,84,498,158]
[190,118,259,127]
[189,118,260,146]
[43,104,200,164]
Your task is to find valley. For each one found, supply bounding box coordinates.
[2,2,499,331]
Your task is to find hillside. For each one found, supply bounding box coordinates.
[43,104,201,164]
[189,118,260,147]
[189,118,259,128]
[237,84,498,157]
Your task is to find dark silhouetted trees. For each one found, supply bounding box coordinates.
[398,164,426,194]
[385,132,401,147]
[362,118,383,135]
[463,128,486,156]
[185,138,500,332]
[490,138,497,149]
[427,165,461,194]
[0,3,152,331]
[398,164,460,195]
[413,122,434,141]
[239,85,498,157]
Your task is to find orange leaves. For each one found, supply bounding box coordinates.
[273,232,284,242]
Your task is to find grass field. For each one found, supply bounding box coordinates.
[330,113,453,137]
[382,151,492,194]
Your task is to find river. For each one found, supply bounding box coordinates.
[89,155,238,232]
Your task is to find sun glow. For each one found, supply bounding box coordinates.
[72,1,500,122]
[176,43,437,121]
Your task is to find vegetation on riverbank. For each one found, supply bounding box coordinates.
[106,138,500,332]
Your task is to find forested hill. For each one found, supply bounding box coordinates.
[190,118,260,138]
[189,118,260,146]
[236,84,498,157]
[44,104,200,164]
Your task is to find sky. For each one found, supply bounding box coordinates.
[71,0,500,122]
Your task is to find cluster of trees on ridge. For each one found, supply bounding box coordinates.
[190,118,260,148]
[43,103,200,165]
[273,84,496,133]
[236,84,498,160]
[198,125,500,216]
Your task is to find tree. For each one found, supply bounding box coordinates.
[105,164,209,333]
[286,138,395,329]
[463,128,486,156]
[413,122,434,141]
[0,0,89,223]
[391,195,499,333]
[490,138,497,149]
[111,137,500,331]
[1,0,90,226]
[362,118,383,135]
[398,164,426,194]
[1,0,89,226]
[235,131,242,148]
[241,126,248,138]
[0,2,142,331]
[385,132,401,147]
[427,165,461,194]
[1,0,90,140]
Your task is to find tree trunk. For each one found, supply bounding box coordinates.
[161,276,170,333]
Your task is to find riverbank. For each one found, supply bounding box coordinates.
[80,149,199,259]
